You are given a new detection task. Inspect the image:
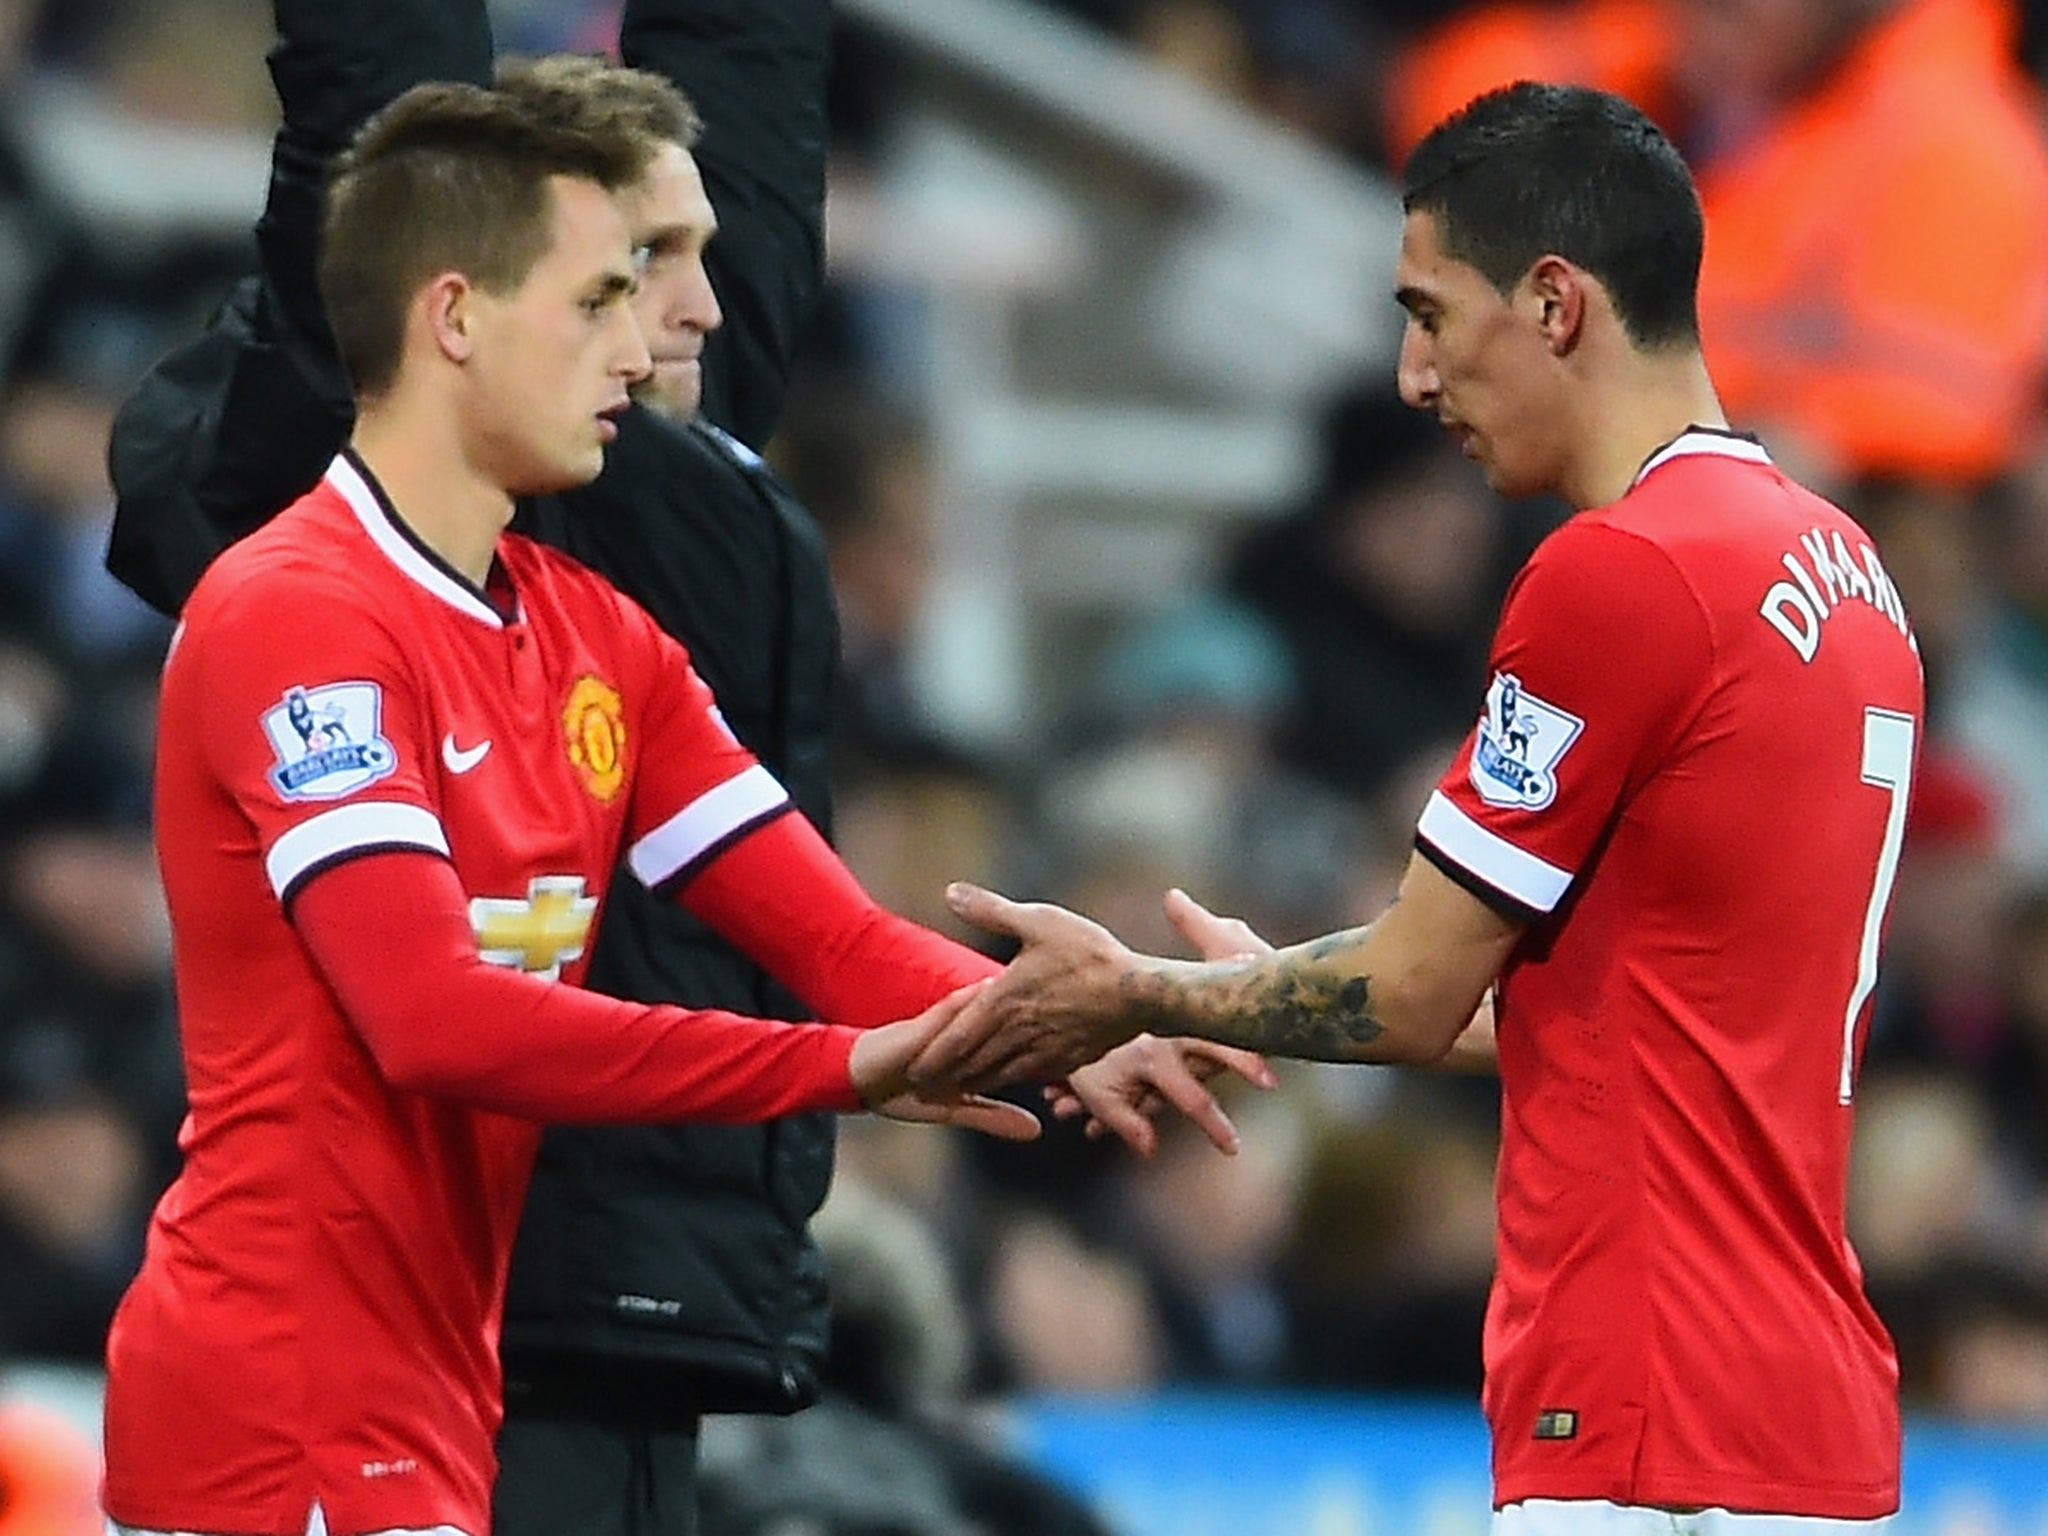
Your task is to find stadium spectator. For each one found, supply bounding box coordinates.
[1382,0,1675,167]
[1684,0,2048,487]
[697,1178,1115,1536]
[1281,1096,1497,1395]
[1948,447,2048,879]
[0,1391,98,1536]
[1382,0,2048,487]
[1222,380,1544,804]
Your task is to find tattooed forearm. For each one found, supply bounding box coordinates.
[1126,927,1392,1062]
[1231,965,1385,1060]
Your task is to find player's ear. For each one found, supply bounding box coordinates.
[421,272,477,365]
[1525,255,1585,356]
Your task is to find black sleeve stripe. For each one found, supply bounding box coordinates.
[648,801,797,900]
[280,841,456,919]
[1415,834,1547,927]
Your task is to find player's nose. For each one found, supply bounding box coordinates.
[613,307,653,384]
[676,255,722,338]
[1396,324,1438,409]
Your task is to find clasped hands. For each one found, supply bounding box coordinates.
[851,885,1275,1156]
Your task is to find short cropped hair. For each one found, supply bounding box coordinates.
[1402,82,1703,350]
[495,54,703,156]
[319,80,649,399]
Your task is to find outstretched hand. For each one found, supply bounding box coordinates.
[1048,888,1278,1156]
[849,981,1040,1141]
[1053,1035,1277,1155]
[905,883,1149,1093]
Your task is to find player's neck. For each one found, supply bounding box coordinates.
[1563,349,1726,509]
[349,397,516,587]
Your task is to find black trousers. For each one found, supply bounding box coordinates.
[493,1412,703,1536]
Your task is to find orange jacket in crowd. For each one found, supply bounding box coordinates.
[1695,0,2048,485]
[1384,0,1677,168]
[0,1402,100,1536]
[1388,0,2048,486]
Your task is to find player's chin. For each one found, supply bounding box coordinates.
[502,447,604,498]
[1478,454,1542,501]
[532,442,610,494]
[629,363,701,424]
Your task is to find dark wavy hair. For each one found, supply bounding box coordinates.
[1402,82,1703,349]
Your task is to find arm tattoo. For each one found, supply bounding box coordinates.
[1235,964,1384,1061]
[1130,927,1388,1062]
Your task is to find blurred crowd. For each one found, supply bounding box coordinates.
[4,0,2048,1514]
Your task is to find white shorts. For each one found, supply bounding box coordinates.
[1494,1499,1895,1535]
[109,1502,472,1536]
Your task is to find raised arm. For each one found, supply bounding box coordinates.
[260,0,493,343]
[620,0,830,448]
[105,0,493,615]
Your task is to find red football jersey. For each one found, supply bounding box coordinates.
[1417,432,1915,1517]
[105,456,857,1536]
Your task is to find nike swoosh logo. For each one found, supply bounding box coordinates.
[442,734,492,774]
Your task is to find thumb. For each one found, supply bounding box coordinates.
[1164,887,1274,960]
[850,980,987,1100]
[945,881,1030,940]
[870,1087,1042,1141]
[941,1093,1042,1142]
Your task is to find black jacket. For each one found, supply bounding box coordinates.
[105,0,845,1419]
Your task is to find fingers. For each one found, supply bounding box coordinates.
[909,977,992,1040]
[944,881,1033,940]
[1059,1039,1242,1158]
[945,1094,1042,1142]
[916,1015,1103,1096]
[1044,1083,1085,1118]
[1163,887,1275,961]
[903,974,1009,1086]
[1138,1048,1241,1155]
[875,1088,1042,1141]
[1175,1037,1279,1091]
[850,979,990,1105]
[953,1038,1079,1095]
[1082,1090,1161,1157]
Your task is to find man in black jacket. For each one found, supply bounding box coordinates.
[104,3,1261,1533]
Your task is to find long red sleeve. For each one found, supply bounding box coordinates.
[292,849,864,1122]
[673,810,999,1025]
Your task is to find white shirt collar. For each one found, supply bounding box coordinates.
[324,454,514,628]
[1632,428,1773,489]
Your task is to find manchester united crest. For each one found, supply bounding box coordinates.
[563,675,626,802]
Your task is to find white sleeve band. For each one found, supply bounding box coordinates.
[627,764,790,888]
[1415,790,1574,914]
[265,801,451,900]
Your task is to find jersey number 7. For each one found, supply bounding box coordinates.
[1840,707,1916,1105]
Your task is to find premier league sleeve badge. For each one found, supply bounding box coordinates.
[1471,671,1584,811]
[262,681,400,801]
